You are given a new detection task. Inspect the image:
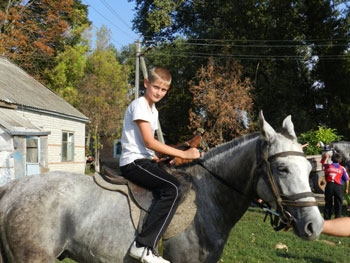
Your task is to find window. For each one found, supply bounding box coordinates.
[26,137,39,163]
[62,131,74,161]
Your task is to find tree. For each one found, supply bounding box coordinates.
[131,0,350,138]
[305,1,350,138]
[189,58,254,146]
[0,0,89,81]
[77,26,129,170]
[45,44,89,107]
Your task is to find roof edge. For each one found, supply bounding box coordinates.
[22,106,90,123]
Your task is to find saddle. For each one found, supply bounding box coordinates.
[99,166,154,211]
[161,128,209,166]
[93,165,197,240]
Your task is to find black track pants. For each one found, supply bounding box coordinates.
[324,182,343,219]
[120,159,181,248]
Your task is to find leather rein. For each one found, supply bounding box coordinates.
[197,150,317,231]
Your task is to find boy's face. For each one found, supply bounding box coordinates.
[144,78,170,104]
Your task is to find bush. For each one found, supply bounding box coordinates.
[299,126,342,155]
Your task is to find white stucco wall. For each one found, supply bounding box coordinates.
[0,127,15,184]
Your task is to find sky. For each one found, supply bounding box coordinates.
[82,0,139,49]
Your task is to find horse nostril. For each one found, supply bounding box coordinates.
[305,222,314,237]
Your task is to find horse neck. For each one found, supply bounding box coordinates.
[201,133,260,182]
[193,134,260,226]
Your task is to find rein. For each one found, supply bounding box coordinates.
[197,159,248,198]
[198,149,317,231]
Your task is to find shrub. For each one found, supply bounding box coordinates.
[299,126,342,155]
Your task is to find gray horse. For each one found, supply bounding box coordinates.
[331,141,350,169]
[0,112,323,263]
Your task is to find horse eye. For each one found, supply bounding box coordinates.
[277,166,289,174]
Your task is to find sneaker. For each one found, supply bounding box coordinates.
[129,241,170,263]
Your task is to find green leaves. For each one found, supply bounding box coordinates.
[299,126,343,155]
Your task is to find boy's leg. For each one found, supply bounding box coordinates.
[324,184,333,219]
[333,184,343,218]
[121,159,181,248]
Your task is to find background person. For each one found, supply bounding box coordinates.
[322,152,349,219]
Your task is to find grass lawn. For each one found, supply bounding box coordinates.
[221,206,350,263]
[59,205,350,263]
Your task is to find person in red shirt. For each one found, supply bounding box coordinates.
[322,152,349,219]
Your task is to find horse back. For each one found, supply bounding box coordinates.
[0,172,135,262]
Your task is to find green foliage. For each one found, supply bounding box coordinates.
[46,44,89,107]
[299,126,343,155]
[132,0,350,140]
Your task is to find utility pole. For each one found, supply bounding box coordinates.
[135,39,141,99]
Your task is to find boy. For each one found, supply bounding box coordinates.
[119,67,200,263]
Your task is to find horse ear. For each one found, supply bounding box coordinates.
[259,110,276,140]
[282,115,297,139]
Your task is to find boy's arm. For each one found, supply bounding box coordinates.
[137,120,200,160]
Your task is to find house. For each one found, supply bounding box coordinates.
[0,56,89,185]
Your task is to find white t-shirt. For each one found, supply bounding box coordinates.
[119,96,159,166]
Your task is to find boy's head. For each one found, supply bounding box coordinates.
[331,152,342,163]
[148,67,172,87]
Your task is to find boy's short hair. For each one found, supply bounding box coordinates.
[148,67,172,87]
[331,152,342,163]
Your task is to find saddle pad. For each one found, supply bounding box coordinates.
[93,172,197,239]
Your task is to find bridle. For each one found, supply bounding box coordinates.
[197,148,317,231]
[260,151,317,230]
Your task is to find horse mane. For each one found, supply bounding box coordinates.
[201,132,261,162]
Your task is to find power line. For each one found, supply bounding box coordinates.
[149,49,350,61]
[87,3,135,39]
[83,0,137,47]
[174,42,348,48]
[184,38,349,43]
[100,0,133,30]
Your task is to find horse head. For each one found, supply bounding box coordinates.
[256,111,323,240]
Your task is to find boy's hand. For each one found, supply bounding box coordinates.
[185,147,200,159]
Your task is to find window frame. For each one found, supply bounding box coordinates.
[62,131,75,162]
